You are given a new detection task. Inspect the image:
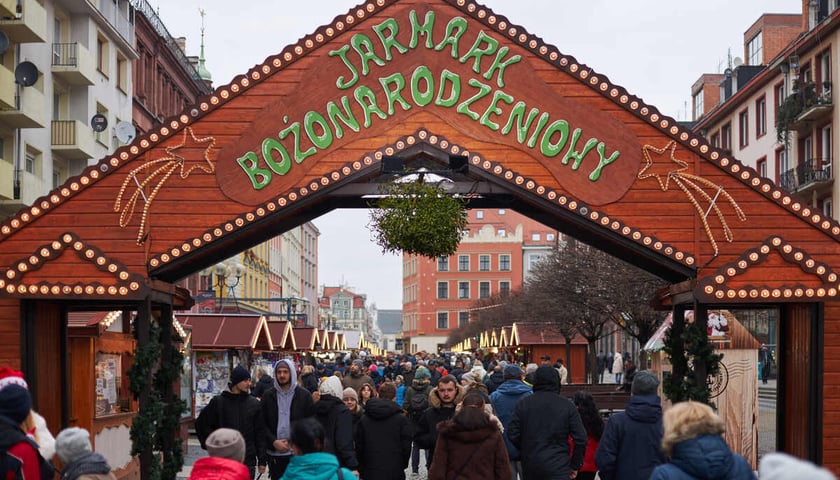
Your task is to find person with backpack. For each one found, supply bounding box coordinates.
[402,365,432,478]
[0,366,54,480]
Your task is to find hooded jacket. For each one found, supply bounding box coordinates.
[355,398,412,480]
[260,359,314,457]
[0,415,52,480]
[483,370,505,394]
[187,456,250,480]
[648,435,755,480]
[414,383,464,464]
[313,394,358,470]
[507,366,586,479]
[428,422,510,480]
[594,394,666,480]
[402,378,432,425]
[280,452,356,480]
[195,389,265,467]
[489,379,533,460]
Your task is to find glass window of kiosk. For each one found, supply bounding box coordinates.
[95,352,131,417]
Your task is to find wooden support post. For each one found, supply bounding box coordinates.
[137,296,153,480]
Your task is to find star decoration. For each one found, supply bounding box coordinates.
[165,127,217,179]
[638,140,688,191]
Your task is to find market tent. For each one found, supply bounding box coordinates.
[177,313,273,350]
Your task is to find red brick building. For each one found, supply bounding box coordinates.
[401,209,559,353]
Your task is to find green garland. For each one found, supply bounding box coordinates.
[127,323,186,480]
[662,312,722,407]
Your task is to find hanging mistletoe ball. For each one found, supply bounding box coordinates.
[369,180,468,258]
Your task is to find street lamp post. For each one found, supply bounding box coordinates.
[214,261,243,312]
[282,296,310,327]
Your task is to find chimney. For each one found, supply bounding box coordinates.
[176,36,186,52]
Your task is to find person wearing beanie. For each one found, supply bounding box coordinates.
[342,359,373,395]
[0,366,53,480]
[595,369,666,480]
[648,401,754,480]
[195,364,266,479]
[354,382,412,480]
[368,363,383,388]
[402,365,434,476]
[343,387,362,435]
[55,427,116,480]
[313,375,359,474]
[508,366,586,480]
[490,363,532,479]
[759,452,835,480]
[189,428,249,480]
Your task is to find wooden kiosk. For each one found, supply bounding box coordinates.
[1,0,840,473]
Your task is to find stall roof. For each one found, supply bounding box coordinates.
[266,320,295,351]
[176,313,273,350]
[294,327,318,351]
[318,329,330,350]
[499,327,511,348]
[512,323,588,346]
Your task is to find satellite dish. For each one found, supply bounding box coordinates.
[14,61,38,87]
[733,57,744,68]
[115,121,136,144]
[90,113,108,133]
[0,32,9,56]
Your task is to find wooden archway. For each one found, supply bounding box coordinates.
[1,0,838,471]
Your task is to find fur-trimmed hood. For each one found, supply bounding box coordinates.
[428,383,464,409]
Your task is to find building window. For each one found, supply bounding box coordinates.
[479,255,490,271]
[437,256,449,272]
[475,210,484,219]
[776,147,789,185]
[531,233,540,241]
[756,96,766,138]
[95,104,109,146]
[458,281,469,299]
[747,31,762,65]
[459,311,470,327]
[774,82,786,116]
[528,254,542,270]
[498,209,505,215]
[823,197,833,218]
[97,34,110,76]
[497,229,506,237]
[117,53,128,93]
[738,110,749,148]
[499,254,511,271]
[711,132,720,148]
[437,281,448,299]
[458,255,469,271]
[821,124,832,172]
[721,123,732,152]
[479,281,490,299]
[499,281,510,296]
[547,233,555,241]
[757,157,767,178]
[24,150,35,174]
[693,91,704,120]
[437,312,448,330]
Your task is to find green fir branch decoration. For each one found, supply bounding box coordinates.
[662,313,723,407]
[369,180,468,258]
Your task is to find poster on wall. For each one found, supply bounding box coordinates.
[95,353,121,417]
[194,351,228,414]
[253,352,278,379]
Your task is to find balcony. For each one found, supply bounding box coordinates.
[0,64,14,110]
[779,157,833,195]
[0,85,46,128]
[791,84,834,133]
[51,120,97,160]
[0,0,47,44]
[0,0,14,18]
[51,43,96,86]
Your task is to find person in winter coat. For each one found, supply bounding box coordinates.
[313,376,359,474]
[489,364,533,480]
[261,359,315,480]
[0,367,54,480]
[449,359,466,383]
[573,391,604,480]
[358,382,377,409]
[195,365,266,478]
[595,370,666,480]
[55,427,117,480]
[253,367,276,399]
[394,375,407,406]
[415,375,465,471]
[354,382,412,480]
[507,365,586,480]
[484,364,505,394]
[188,428,250,480]
[281,418,355,480]
[619,359,637,392]
[402,366,433,475]
[342,387,363,435]
[299,365,320,394]
[341,360,373,394]
[648,401,755,480]
[368,364,383,388]
[759,452,835,480]
[612,352,624,384]
[428,391,510,480]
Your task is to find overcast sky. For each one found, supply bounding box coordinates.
[154,0,799,309]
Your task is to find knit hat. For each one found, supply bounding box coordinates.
[206,428,246,463]
[229,365,250,386]
[414,366,431,380]
[0,366,31,423]
[631,370,660,396]
[759,452,836,480]
[503,364,524,379]
[342,387,358,401]
[319,376,344,398]
[352,359,364,368]
[460,371,475,384]
[369,364,378,372]
[56,427,93,464]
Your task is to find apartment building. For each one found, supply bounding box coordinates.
[401,208,558,354]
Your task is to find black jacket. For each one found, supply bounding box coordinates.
[508,366,587,479]
[313,394,359,470]
[260,384,314,456]
[299,373,319,394]
[414,384,464,463]
[484,370,505,394]
[252,375,274,398]
[195,390,266,467]
[355,398,412,480]
[594,394,666,480]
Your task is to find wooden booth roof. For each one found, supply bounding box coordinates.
[2,0,840,310]
[512,322,589,346]
[266,320,295,350]
[293,327,318,351]
[176,313,273,350]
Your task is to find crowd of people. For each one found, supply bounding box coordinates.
[0,352,834,480]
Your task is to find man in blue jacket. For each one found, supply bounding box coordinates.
[490,364,532,480]
[595,370,667,480]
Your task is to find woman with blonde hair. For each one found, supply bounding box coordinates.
[648,401,755,480]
